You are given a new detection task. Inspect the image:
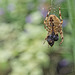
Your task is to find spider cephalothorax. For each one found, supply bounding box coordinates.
[44,7,63,46]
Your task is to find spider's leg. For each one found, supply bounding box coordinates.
[43,8,51,44]
[44,25,52,32]
[43,34,48,44]
[45,29,52,41]
[43,30,51,44]
[60,29,64,45]
[44,7,51,36]
[44,8,51,25]
[58,24,64,45]
[59,7,63,24]
[43,24,52,44]
[59,7,64,45]
[44,25,49,31]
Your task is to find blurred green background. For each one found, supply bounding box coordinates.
[0,0,75,75]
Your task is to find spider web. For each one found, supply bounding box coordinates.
[51,0,74,73]
[41,0,71,18]
[48,0,68,18]
[41,0,69,26]
[51,1,74,74]
[41,0,74,74]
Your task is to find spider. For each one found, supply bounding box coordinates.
[44,7,63,46]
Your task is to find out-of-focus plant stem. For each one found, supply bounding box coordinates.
[67,0,75,72]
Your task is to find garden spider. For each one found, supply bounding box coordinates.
[44,7,63,46]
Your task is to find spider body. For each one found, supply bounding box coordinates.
[44,7,63,46]
[47,32,59,47]
[47,36,54,47]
